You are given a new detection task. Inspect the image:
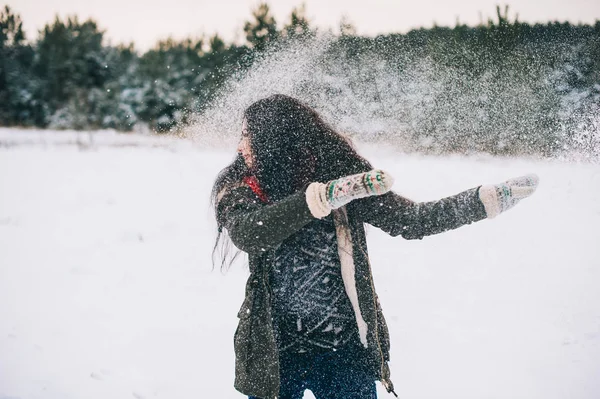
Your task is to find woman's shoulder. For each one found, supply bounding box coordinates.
[217,177,268,205]
[216,181,247,203]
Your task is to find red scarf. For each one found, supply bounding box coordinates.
[242,175,269,203]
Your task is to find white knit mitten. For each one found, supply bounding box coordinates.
[305,170,394,218]
[479,174,540,219]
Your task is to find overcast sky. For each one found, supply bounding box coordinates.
[11,0,600,50]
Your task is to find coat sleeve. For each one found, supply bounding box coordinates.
[216,185,317,254]
[350,186,488,240]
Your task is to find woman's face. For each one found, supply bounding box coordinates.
[237,118,253,168]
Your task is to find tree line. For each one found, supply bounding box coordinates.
[0,3,315,131]
[0,4,599,157]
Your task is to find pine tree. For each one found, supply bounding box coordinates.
[34,15,109,128]
[282,3,312,39]
[243,3,278,51]
[0,6,38,126]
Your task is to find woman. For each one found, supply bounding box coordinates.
[211,94,538,399]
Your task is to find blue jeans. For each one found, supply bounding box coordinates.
[249,344,377,399]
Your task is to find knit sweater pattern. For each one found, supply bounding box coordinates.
[270,216,359,353]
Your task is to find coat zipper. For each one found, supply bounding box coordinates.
[358,232,398,397]
[366,255,397,397]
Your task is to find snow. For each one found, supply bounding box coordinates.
[1,129,599,399]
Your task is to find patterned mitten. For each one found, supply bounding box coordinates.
[306,170,394,218]
[479,174,539,218]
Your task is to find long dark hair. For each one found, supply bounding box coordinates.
[211,94,372,269]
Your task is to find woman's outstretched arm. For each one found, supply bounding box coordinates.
[351,187,487,240]
[351,174,539,240]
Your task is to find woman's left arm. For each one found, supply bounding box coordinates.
[351,174,539,240]
[351,187,487,240]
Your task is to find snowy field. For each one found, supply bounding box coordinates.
[1,129,599,399]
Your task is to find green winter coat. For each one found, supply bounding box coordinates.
[216,183,487,398]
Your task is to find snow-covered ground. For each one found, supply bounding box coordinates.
[1,129,599,399]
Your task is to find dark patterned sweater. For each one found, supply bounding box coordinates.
[269,216,359,353]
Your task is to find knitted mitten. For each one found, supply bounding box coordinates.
[306,170,394,218]
[478,174,540,218]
